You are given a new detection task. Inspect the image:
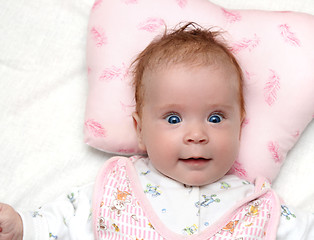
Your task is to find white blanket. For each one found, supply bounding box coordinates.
[0,0,313,214]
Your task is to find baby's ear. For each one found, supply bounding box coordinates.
[132,112,146,151]
[239,112,246,140]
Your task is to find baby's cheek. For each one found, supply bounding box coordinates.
[217,136,239,156]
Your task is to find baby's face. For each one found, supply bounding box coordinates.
[133,63,242,186]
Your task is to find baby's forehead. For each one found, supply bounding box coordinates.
[142,61,240,86]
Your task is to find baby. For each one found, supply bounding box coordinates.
[0,23,313,240]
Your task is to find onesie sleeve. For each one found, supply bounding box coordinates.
[18,183,94,240]
[276,204,314,239]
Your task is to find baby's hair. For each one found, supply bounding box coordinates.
[132,22,245,119]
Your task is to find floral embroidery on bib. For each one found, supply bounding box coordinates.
[95,158,162,239]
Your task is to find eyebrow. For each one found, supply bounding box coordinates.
[155,103,235,112]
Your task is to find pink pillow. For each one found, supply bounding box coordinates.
[85,0,314,182]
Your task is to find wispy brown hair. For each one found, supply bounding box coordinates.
[131,22,245,119]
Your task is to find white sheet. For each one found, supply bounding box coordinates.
[0,0,313,215]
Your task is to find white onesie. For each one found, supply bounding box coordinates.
[20,156,314,239]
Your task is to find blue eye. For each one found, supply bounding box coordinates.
[166,114,182,124]
[208,114,223,123]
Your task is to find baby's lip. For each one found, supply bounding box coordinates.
[179,157,212,168]
[179,157,212,161]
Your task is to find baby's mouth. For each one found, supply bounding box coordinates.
[179,157,211,162]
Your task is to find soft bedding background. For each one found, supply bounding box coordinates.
[0,0,313,214]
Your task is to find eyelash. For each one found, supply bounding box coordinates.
[210,111,226,119]
[164,112,182,124]
[208,112,225,123]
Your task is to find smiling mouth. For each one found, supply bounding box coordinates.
[179,158,212,167]
[179,157,211,162]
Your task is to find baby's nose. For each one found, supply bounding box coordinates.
[184,127,209,144]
